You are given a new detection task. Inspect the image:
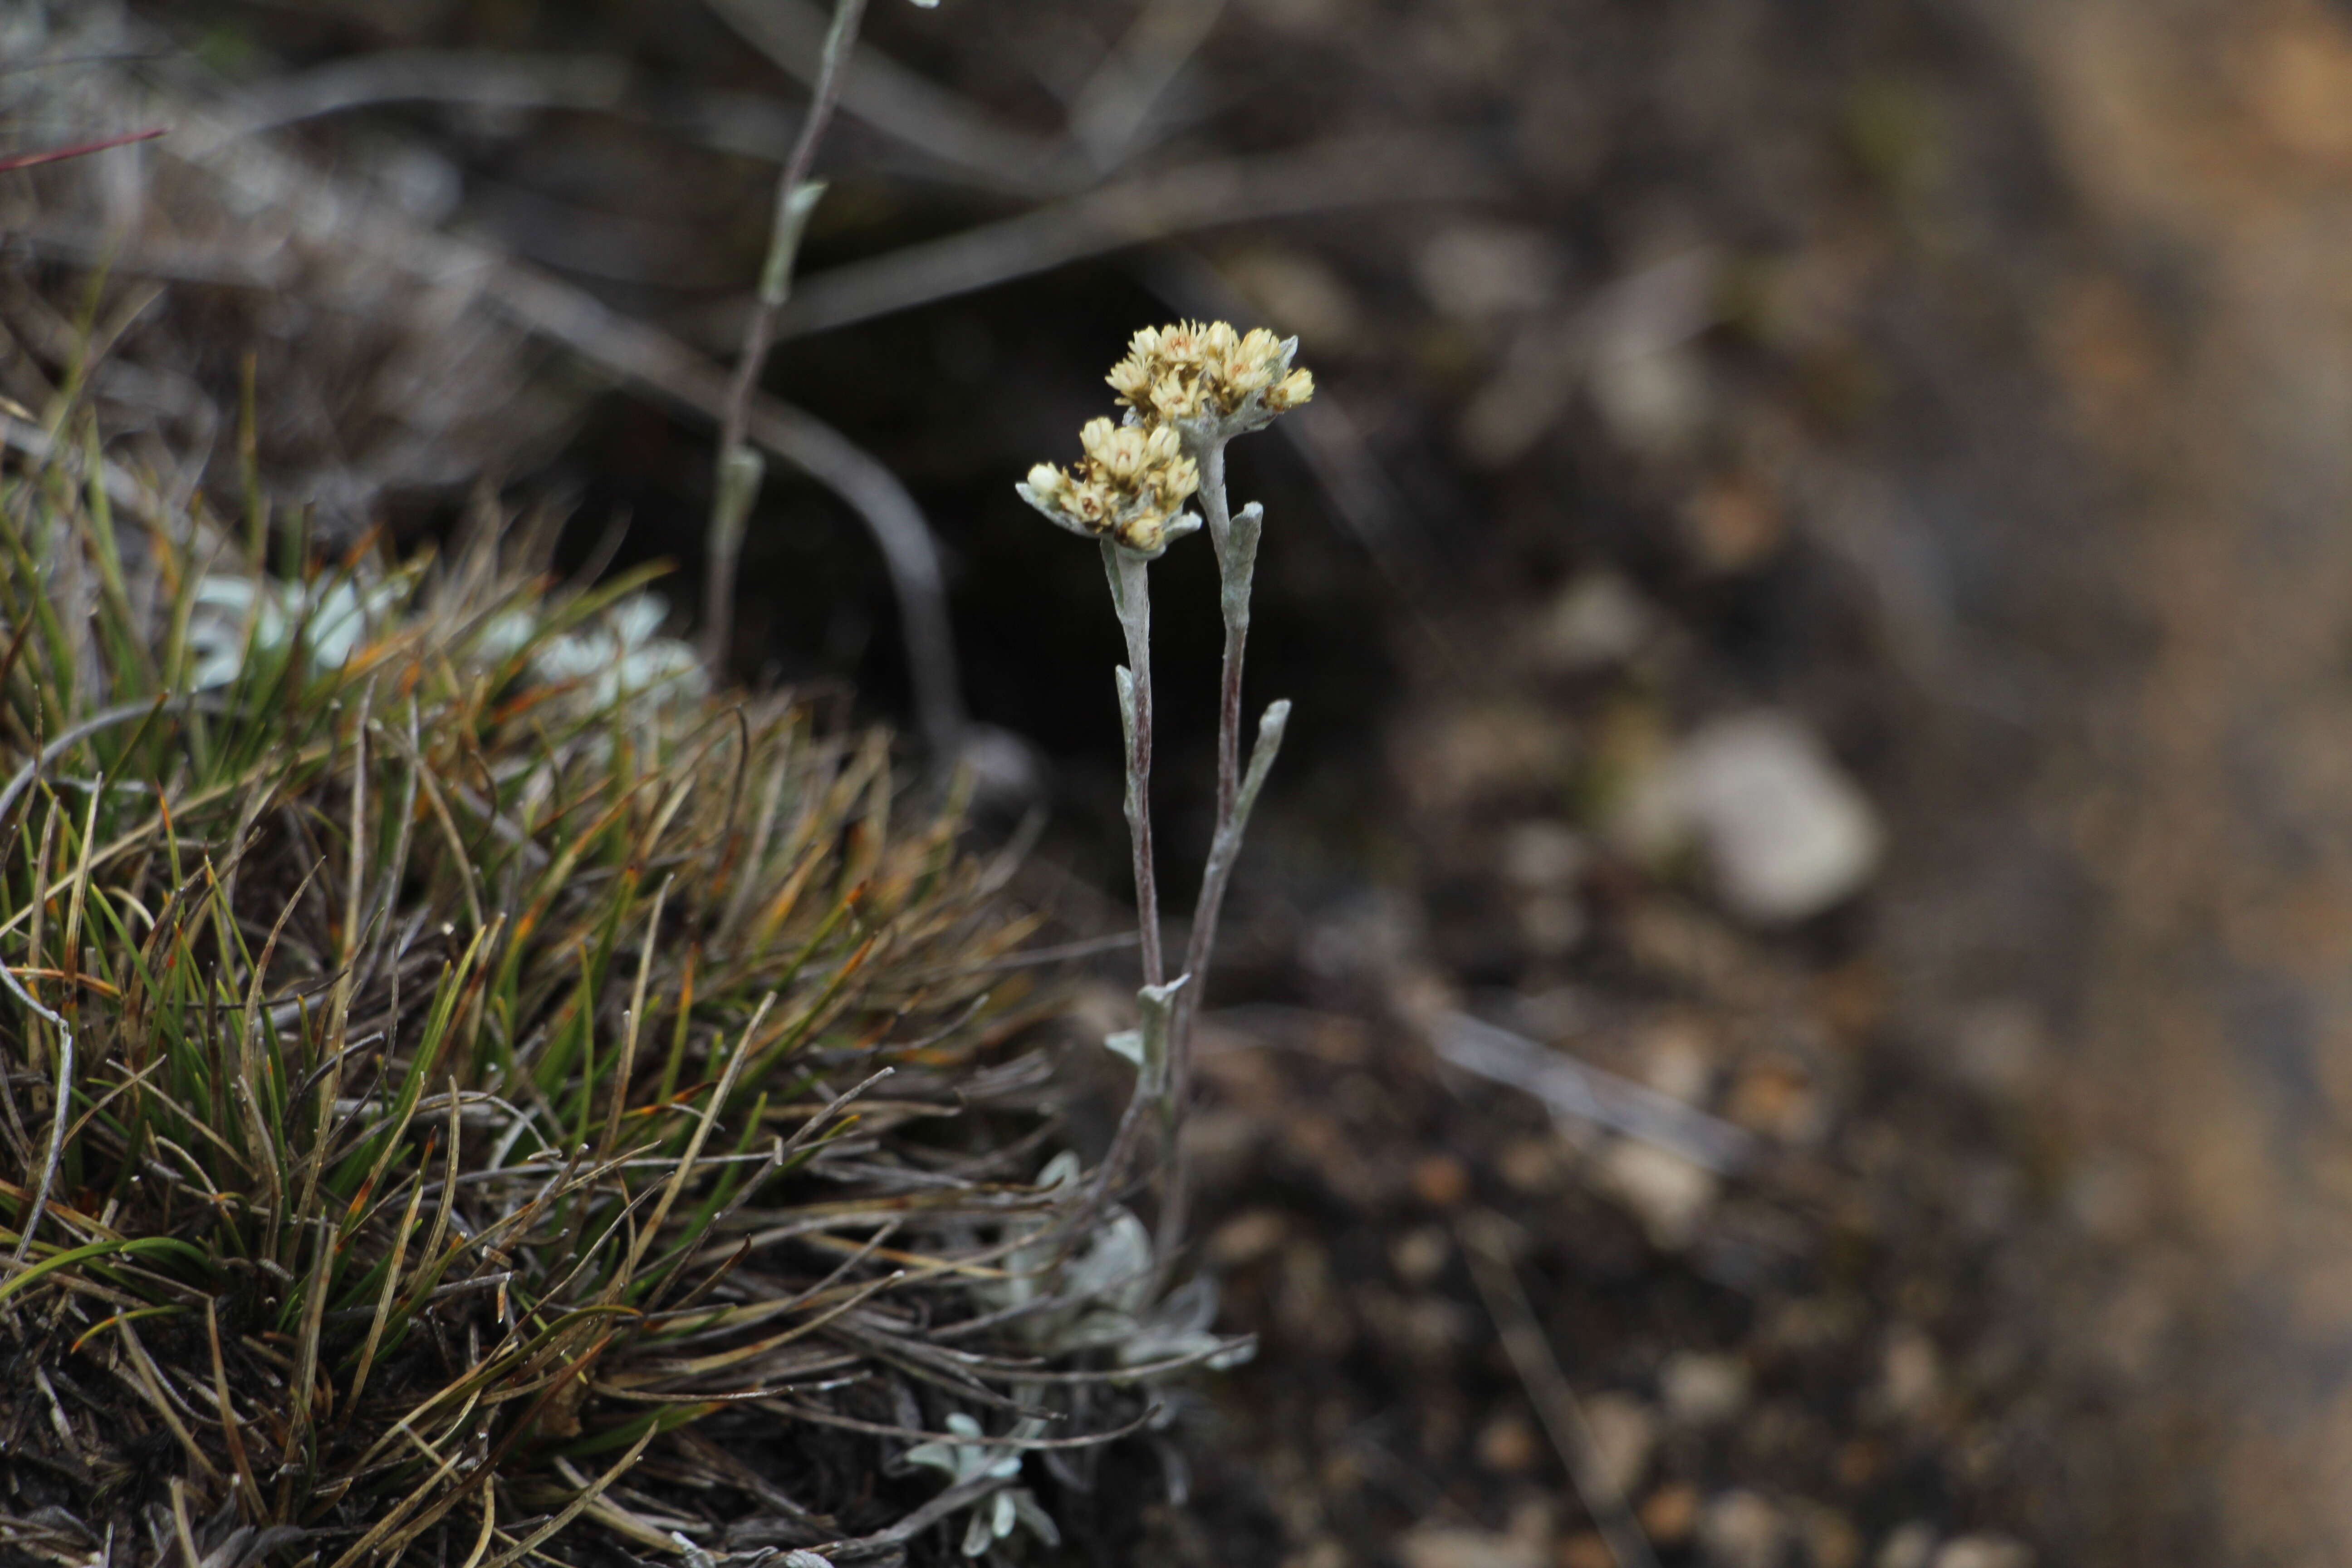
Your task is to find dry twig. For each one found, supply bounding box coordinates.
[1456,1214,1663,1568]
[707,0,869,677]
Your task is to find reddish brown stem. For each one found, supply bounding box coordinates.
[0,127,164,174]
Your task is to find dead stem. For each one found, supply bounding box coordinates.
[705,0,870,677]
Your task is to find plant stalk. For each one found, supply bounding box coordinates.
[1161,441,1285,1279]
[1103,542,1165,988]
[704,0,869,675]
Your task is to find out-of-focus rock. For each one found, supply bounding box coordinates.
[1951,1001,2046,1095]
[1390,1225,1451,1285]
[1877,1326,1942,1423]
[1474,1411,1540,1474]
[1727,1056,1830,1145]
[1641,1483,1701,1545]
[1397,1520,1548,1568]
[1532,573,1656,672]
[1684,476,1789,573]
[1699,1490,1786,1568]
[1798,1503,1865,1568]
[1932,1537,2033,1568]
[1583,1392,1659,1496]
[1639,1015,1720,1105]
[1593,341,1710,460]
[1500,820,1591,889]
[1414,223,1566,319]
[2064,1152,2147,1240]
[1519,893,1588,957]
[1661,1351,1752,1428]
[1600,1138,1719,1250]
[1205,1209,1289,1269]
[1624,711,1885,924]
[1587,250,1721,460]
[1558,1534,1614,1568]
[1877,1522,1937,1568]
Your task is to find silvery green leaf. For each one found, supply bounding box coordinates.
[1060,1306,1143,1352]
[1009,1489,1063,1548]
[1208,1337,1258,1370]
[781,1553,834,1568]
[961,1507,995,1558]
[611,592,669,647]
[1156,1276,1218,1336]
[1103,1029,1145,1068]
[1065,1210,1152,1311]
[1036,1150,1083,1191]
[904,1440,961,1477]
[474,608,536,662]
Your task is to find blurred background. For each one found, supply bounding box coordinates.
[20,0,2352,1561]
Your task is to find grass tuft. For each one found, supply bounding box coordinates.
[0,440,1126,1565]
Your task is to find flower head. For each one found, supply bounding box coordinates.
[1106,319,1313,436]
[1017,416,1201,555]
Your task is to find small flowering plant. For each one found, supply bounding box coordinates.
[1017,318,1312,1296]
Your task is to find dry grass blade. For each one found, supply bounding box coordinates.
[773,135,1508,339]
[1455,1214,1661,1568]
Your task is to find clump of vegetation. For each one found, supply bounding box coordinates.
[0,448,1187,1563]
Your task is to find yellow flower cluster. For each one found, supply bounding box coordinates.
[1022,417,1201,555]
[1105,321,1315,425]
[1022,319,1312,555]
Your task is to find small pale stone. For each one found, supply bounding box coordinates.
[1501,820,1592,889]
[1413,1153,1474,1209]
[1699,1490,1785,1568]
[1877,1522,1936,1568]
[1639,1016,1718,1105]
[1593,341,1709,459]
[1641,1483,1700,1545]
[1800,1505,1865,1568]
[1952,1000,2044,1094]
[1397,1525,1547,1568]
[1582,1392,1659,1496]
[1879,1326,1942,1422]
[1661,1352,1751,1428]
[1474,1411,1541,1474]
[1520,893,1589,956]
[1391,1225,1452,1285]
[1558,1534,1613,1568]
[1414,223,1566,318]
[1206,1209,1289,1269]
[1499,1134,1569,1193]
[2064,1152,2147,1240]
[1600,1139,1719,1250]
[1932,1537,2033,1568]
[1658,712,1885,924]
[1534,573,1654,672]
